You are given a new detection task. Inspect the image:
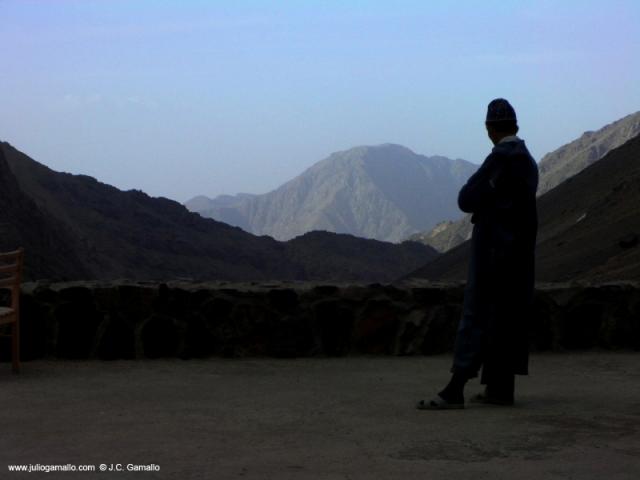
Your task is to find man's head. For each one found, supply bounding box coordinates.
[485,98,519,145]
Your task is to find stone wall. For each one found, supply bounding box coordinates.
[2,281,640,361]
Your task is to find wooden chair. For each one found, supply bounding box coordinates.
[0,248,24,373]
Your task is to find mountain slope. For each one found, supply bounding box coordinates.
[412,111,640,252]
[187,144,476,242]
[0,148,91,280]
[1,141,294,281]
[402,133,640,283]
[537,111,640,195]
[0,141,437,282]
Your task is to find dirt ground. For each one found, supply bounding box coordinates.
[1,353,640,479]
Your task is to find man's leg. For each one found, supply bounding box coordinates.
[477,363,515,405]
[487,373,515,403]
[418,237,486,409]
[417,310,482,408]
[438,371,471,404]
[438,280,486,403]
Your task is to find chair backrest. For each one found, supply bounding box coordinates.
[0,248,24,309]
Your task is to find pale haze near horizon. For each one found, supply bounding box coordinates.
[1,0,639,203]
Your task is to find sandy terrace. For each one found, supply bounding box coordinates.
[1,353,640,479]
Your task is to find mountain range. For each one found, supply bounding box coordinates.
[410,111,640,252]
[0,141,437,283]
[403,132,640,283]
[186,144,477,243]
[4,110,638,285]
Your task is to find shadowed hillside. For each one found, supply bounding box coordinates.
[403,133,640,283]
[0,148,90,280]
[411,111,640,253]
[537,111,640,195]
[0,141,437,283]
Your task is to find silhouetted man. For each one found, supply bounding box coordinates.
[418,98,538,409]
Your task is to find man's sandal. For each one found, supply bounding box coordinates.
[416,395,464,410]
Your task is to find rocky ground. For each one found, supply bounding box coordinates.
[1,353,639,479]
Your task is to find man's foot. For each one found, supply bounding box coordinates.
[416,394,464,410]
[469,390,514,406]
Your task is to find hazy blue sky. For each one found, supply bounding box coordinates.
[1,0,639,202]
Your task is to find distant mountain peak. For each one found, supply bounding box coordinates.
[327,143,417,159]
[187,144,477,243]
[369,143,416,152]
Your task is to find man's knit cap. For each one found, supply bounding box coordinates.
[486,98,517,123]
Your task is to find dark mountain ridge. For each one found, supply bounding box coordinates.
[537,110,640,195]
[403,133,640,283]
[0,141,437,283]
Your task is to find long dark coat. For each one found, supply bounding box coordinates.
[452,138,538,383]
